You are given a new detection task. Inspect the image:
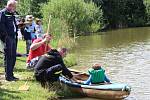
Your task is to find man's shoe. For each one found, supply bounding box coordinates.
[6,78,15,81]
[12,77,19,81]
[6,77,19,81]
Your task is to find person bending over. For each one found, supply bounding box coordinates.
[34,48,76,87]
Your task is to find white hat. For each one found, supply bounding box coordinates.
[25,15,34,21]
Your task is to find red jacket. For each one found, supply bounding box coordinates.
[27,38,51,63]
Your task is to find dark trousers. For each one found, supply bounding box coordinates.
[46,64,62,82]
[4,36,17,78]
[26,40,31,54]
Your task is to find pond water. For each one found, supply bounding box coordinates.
[70,27,150,100]
[0,27,150,100]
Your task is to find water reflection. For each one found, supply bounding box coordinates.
[71,27,150,100]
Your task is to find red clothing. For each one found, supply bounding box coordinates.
[27,38,51,63]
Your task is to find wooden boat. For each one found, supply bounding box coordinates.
[59,69,131,100]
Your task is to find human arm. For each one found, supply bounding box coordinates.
[30,38,50,51]
[62,66,73,79]
[104,74,111,83]
[83,75,92,85]
[0,11,8,42]
[30,39,46,51]
[30,34,52,50]
[75,75,92,85]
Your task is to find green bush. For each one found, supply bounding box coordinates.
[0,0,7,9]
[64,54,77,67]
[17,0,48,18]
[42,17,75,48]
[144,0,150,25]
[92,0,147,28]
[30,0,48,18]
[41,0,102,35]
[17,0,32,16]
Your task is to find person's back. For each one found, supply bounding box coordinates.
[34,49,73,86]
[88,67,105,84]
[35,49,63,71]
[24,24,32,40]
[82,63,111,85]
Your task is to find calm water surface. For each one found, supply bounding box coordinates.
[70,27,150,100]
[1,27,150,100]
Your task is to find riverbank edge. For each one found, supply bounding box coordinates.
[0,40,77,100]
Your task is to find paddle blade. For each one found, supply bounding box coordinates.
[18,85,29,91]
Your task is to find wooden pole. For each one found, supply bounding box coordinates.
[45,14,52,53]
[46,15,52,35]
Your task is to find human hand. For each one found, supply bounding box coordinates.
[42,35,51,43]
[107,82,112,84]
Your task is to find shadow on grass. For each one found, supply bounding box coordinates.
[14,67,33,73]
[16,58,26,62]
[0,88,21,100]
[20,78,36,82]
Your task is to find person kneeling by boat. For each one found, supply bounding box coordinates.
[34,48,76,87]
[80,63,111,85]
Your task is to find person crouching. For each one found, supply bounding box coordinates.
[34,48,76,87]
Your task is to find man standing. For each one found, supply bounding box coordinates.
[0,0,18,81]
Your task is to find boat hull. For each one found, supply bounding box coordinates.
[59,69,131,100]
[61,80,130,100]
[66,84,129,99]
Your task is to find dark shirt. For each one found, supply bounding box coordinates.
[0,8,18,39]
[23,27,31,40]
[34,49,73,82]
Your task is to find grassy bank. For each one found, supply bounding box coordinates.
[0,40,76,100]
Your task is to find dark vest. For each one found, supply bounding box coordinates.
[0,8,17,40]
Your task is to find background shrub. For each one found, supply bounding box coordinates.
[41,0,102,36]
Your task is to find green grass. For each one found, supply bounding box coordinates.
[0,40,59,100]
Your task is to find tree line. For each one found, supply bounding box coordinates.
[0,0,150,34]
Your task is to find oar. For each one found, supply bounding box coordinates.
[18,77,31,91]
[68,68,87,75]
[44,14,52,53]
[18,81,29,91]
[46,14,52,35]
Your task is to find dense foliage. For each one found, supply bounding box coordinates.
[144,0,150,25]
[92,0,147,29]
[41,0,102,35]
[17,0,48,17]
[0,0,7,9]
[30,0,48,18]
[1,0,150,31]
[17,0,32,16]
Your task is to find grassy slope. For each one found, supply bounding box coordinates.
[0,40,58,100]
